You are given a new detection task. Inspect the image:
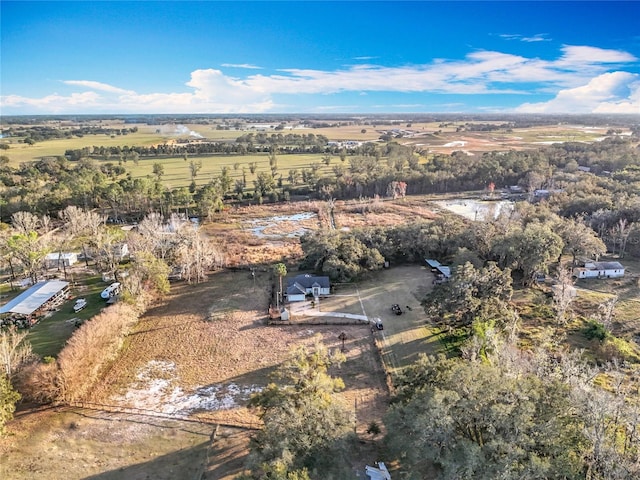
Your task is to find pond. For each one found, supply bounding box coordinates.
[433,199,514,221]
[245,212,318,238]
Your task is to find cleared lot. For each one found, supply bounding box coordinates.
[2,269,390,479]
[356,265,444,375]
[311,265,444,375]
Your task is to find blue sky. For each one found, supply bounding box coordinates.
[1,1,639,115]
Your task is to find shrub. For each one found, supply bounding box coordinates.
[56,302,142,402]
[17,295,149,404]
[584,319,607,341]
[13,362,59,403]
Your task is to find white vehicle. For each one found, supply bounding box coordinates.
[100,282,121,299]
[73,298,87,313]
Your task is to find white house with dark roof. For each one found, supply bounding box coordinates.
[286,274,330,302]
[573,261,625,279]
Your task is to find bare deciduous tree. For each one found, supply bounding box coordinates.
[599,295,618,331]
[0,326,34,378]
[11,211,40,235]
[553,266,576,326]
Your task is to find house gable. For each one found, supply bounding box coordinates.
[285,274,330,301]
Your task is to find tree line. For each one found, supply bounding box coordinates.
[2,134,639,228]
[299,202,614,284]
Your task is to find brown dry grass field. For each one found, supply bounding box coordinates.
[1,265,393,479]
[0,407,212,480]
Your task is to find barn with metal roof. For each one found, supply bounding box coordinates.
[0,280,70,318]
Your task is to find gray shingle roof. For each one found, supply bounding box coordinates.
[286,274,330,289]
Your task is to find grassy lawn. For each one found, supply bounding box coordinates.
[291,266,446,376]
[2,125,167,165]
[27,275,109,358]
[124,152,333,189]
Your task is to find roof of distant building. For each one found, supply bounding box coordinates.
[588,261,624,270]
[45,252,77,260]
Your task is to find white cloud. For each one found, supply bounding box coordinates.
[63,80,135,95]
[515,71,640,113]
[1,45,638,113]
[1,92,102,112]
[557,45,637,66]
[500,33,550,43]
[220,63,262,69]
[521,34,550,43]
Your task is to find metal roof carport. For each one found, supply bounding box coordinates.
[0,280,70,316]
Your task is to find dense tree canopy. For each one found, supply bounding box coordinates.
[423,262,513,328]
[247,341,354,479]
[385,354,586,480]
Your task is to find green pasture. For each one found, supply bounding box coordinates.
[1,127,163,166]
[27,275,109,358]
[0,123,253,166]
[124,152,336,188]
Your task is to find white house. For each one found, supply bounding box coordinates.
[286,274,330,302]
[573,261,625,279]
[45,252,78,269]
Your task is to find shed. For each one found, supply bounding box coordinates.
[0,280,70,318]
[425,258,452,282]
[45,252,78,269]
[573,261,625,279]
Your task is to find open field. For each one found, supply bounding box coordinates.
[1,263,448,478]
[3,120,631,173]
[0,407,213,480]
[202,197,440,266]
[1,267,390,478]
[125,152,336,188]
[344,266,443,375]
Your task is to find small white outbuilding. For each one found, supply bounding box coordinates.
[573,261,625,279]
[45,252,78,269]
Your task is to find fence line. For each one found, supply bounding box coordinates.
[59,400,261,431]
